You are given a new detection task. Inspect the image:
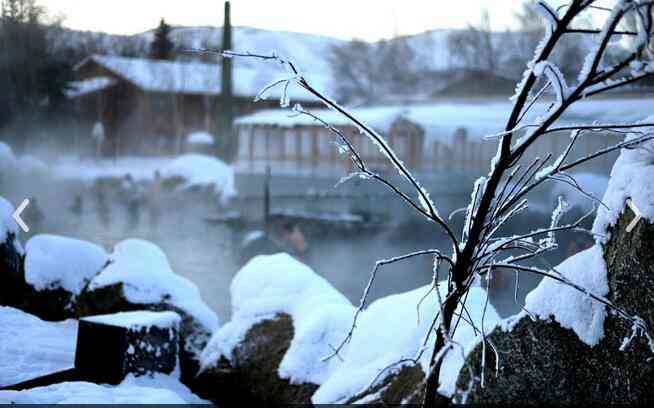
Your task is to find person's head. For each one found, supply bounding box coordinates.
[281,221,306,254]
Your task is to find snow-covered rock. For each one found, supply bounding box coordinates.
[25,234,108,296]
[524,245,608,346]
[455,122,654,404]
[593,116,654,240]
[197,253,499,405]
[160,154,236,203]
[77,239,218,382]
[77,311,182,383]
[0,306,77,388]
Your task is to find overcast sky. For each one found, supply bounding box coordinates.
[42,0,525,40]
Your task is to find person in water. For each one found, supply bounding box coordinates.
[147,170,163,231]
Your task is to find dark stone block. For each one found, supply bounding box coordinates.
[75,311,181,385]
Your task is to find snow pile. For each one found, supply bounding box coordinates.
[201,253,500,402]
[160,154,237,202]
[186,131,214,145]
[0,306,77,388]
[82,310,181,331]
[87,239,218,333]
[593,117,654,239]
[0,377,205,404]
[25,234,108,295]
[0,196,23,253]
[524,245,608,346]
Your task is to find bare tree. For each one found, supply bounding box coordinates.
[204,0,654,406]
[447,9,501,74]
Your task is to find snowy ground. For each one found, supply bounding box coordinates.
[0,307,78,388]
[0,307,206,403]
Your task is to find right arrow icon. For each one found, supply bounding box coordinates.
[626,199,643,233]
[12,198,30,233]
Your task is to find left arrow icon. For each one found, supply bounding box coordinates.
[13,199,30,233]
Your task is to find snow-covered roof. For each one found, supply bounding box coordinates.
[235,97,654,146]
[76,54,328,100]
[65,76,116,99]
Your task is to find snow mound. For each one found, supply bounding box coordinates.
[0,306,77,388]
[201,253,500,402]
[593,117,654,239]
[87,239,218,332]
[525,245,608,346]
[186,131,214,145]
[160,154,236,202]
[0,196,23,254]
[25,234,108,295]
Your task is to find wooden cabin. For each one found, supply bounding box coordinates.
[69,54,321,156]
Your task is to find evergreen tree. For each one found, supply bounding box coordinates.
[150,18,174,60]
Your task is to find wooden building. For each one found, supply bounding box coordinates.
[68,54,321,156]
[232,99,637,176]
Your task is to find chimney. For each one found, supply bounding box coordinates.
[219,1,234,160]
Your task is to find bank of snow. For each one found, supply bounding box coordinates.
[0,374,206,404]
[0,306,77,388]
[186,131,214,145]
[25,234,108,295]
[201,253,500,402]
[87,239,218,333]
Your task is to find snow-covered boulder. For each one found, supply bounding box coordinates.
[76,311,181,384]
[160,154,236,204]
[456,123,654,403]
[75,239,219,383]
[195,253,499,405]
[0,197,25,308]
[4,234,110,320]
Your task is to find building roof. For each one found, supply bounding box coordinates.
[75,54,328,100]
[65,76,117,99]
[235,97,654,147]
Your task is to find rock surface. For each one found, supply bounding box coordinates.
[193,313,318,406]
[455,207,654,403]
[74,283,211,385]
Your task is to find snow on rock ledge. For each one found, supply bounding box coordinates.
[25,234,108,296]
[593,117,654,240]
[524,245,608,346]
[198,253,500,404]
